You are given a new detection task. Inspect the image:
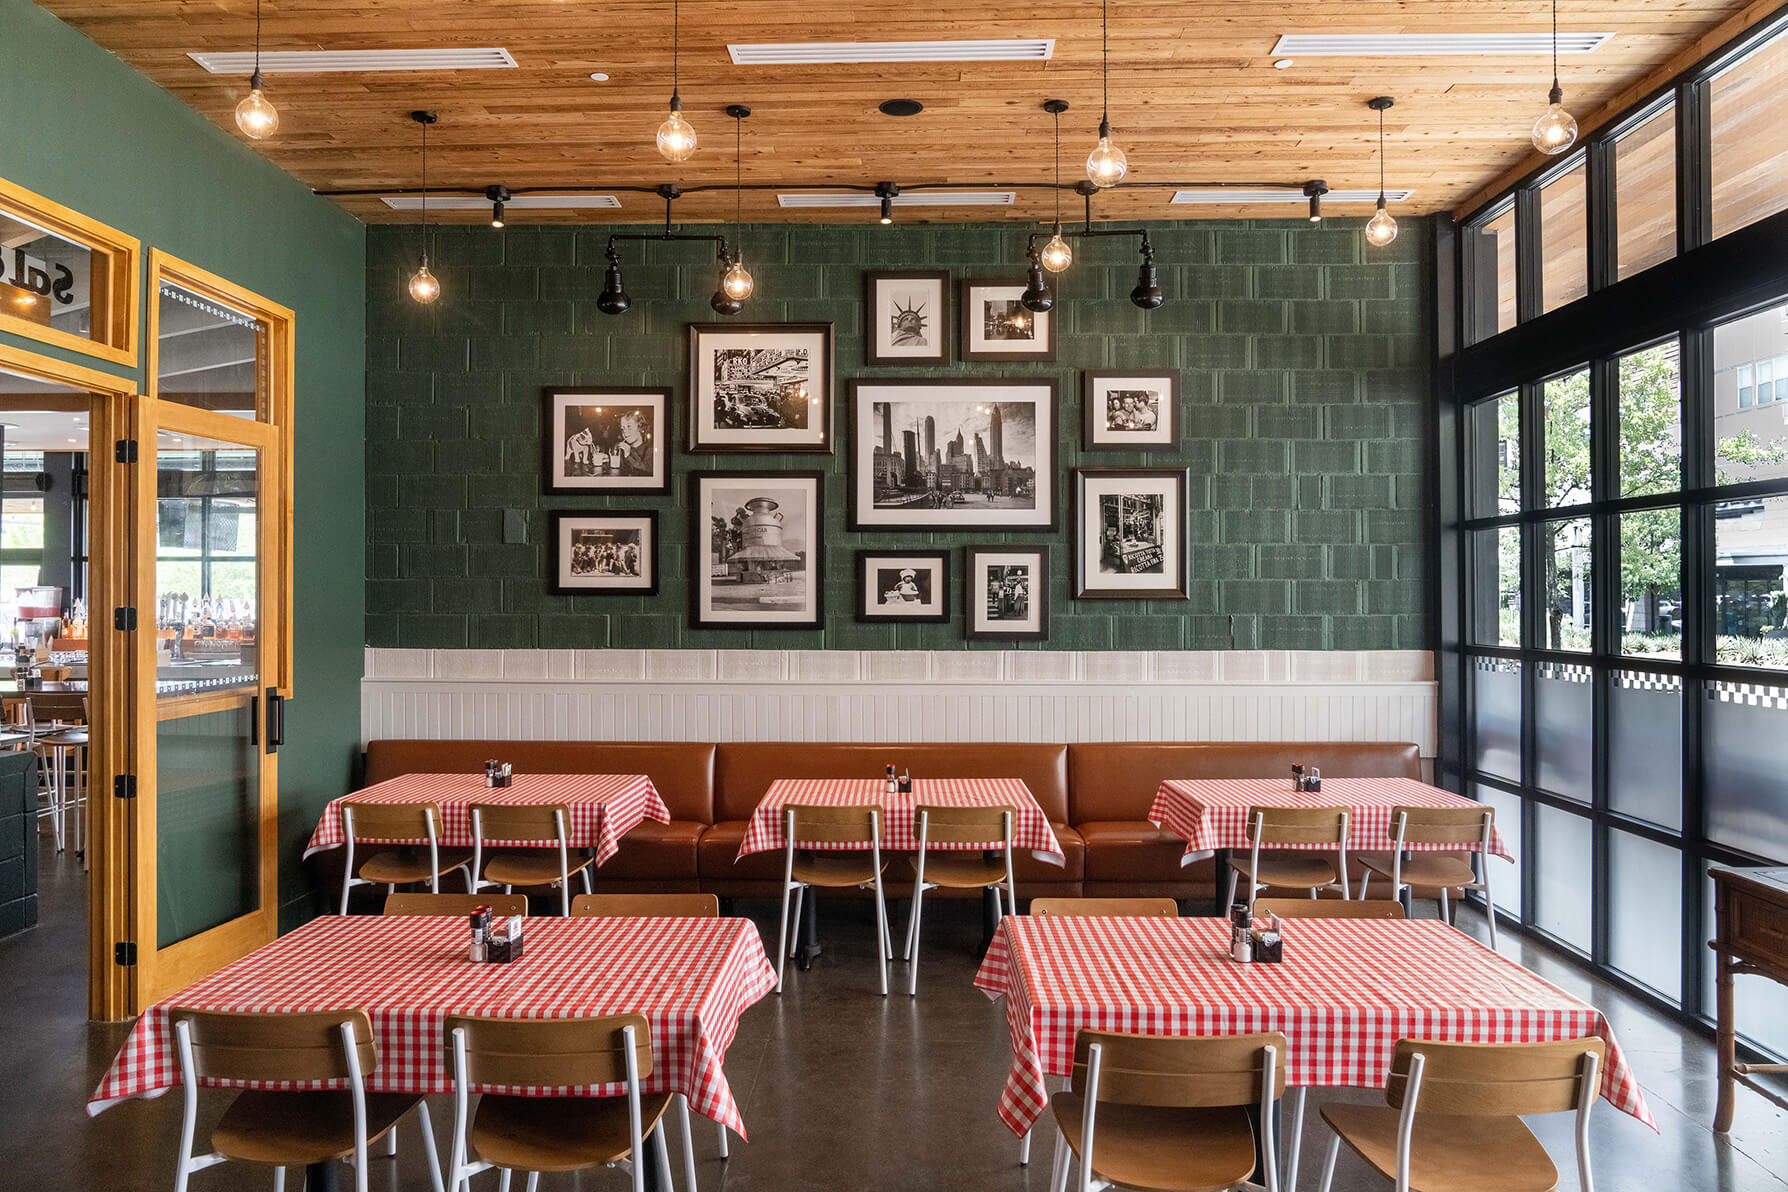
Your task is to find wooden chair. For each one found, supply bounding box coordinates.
[775,804,893,997]
[37,665,71,682]
[1049,1030,1288,1192]
[382,892,528,917]
[1253,898,1406,920]
[1031,898,1178,917]
[443,1013,682,1192]
[168,1007,442,1192]
[1225,806,1352,914]
[1356,805,1500,946]
[1317,1038,1606,1192]
[469,802,593,917]
[571,893,720,918]
[338,802,472,914]
[904,804,1017,997]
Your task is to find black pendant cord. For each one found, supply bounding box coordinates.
[1053,108,1062,228]
[1551,0,1560,91]
[251,0,263,90]
[1377,104,1387,202]
[672,0,681,103]
[1100,0,1109,127]
[419,118,429,266]
[734,111,743,256]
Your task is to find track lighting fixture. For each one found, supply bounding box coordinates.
[233,0,279,139]
[597,248,631,314]
[407,111,441,305]
[1531,0,1578,154]
[1364,98,1399,247]
[486,185,510,229]
[597,186,738,318]
[656,0,697,162]
[1085,0,1128,188]
[875,182,900,225]
[1303,179,1328,222]
[1019,178,1164,311]
[1020,252,1055,313]
[1041,100,1073,272]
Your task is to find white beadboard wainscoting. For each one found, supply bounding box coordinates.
[362,649,1438,761]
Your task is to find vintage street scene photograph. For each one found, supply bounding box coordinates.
[689,324,833,451]
[967,546,1048,640]
[693,473,823,627]
[1073,467,1190,599]
[960,280,1054,361]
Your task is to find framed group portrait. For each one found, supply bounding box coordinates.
[1082,369,1181,452]
[543,387,670,494]
[551,511,659,595]
[687,322,834,453]
[690,470,825,629]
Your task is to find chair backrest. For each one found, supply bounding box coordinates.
[471,802,571,844]
[383,892,528,917]
[1246,805,1350,846]
[785,804,881,847]
[1253,898,1405,920]
[342,800,441,843]
[1391,804,1494,847]
[1386,1038,1607,1116]
[915,804,1014,847]
[27,692,86,724]
[37,666,71,682]
[1031,897,1177,917]
[1071,1030,1288,1108]
[169,1007,375,1083]
[444,1013,653,1088]
[571,893,719,918]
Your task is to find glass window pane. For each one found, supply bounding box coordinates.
[1539,160,1588,313]
[156,703,260,947]
[1,495,44,549]
[1536,662,1593,802]
[1713,302,1788,485]
[1470,526,1521,647]
[1544,368,1592,506]
[1541,517,1592,652]
[1474,783,1524,921]
[1609,670,1683,830]
[1714,494,1788,666]
[1614,105,1677,280]
[1618,340,1681,498]
[1705,678,1788,861]
[0,209,106,344]
[155,430,260,694]
[1534,803,1593,951]
[1465,204,1518,345]
[1609,831,1682,1001]
[1472,658,1523,783]
[1711,27,1788,239]
[1619,508,1683,657]
[156,283,264,419]
[1467,392,1520,517]
[1705,865,1788,1056]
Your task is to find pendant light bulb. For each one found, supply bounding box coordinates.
[1040,228,1073,273]
[722,258,754,301]
[235,77,279,139]
[1531,0,1578,155]
[657,100,698,162]
[408,110,440,306]
[408,259,440,305]
[1086,123,1128,189]
[1365,201,1399,247]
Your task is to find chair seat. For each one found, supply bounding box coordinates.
[1355,851,1479,889]
[910,852,1008,889]
[482,850,595,887]
[1227,852,1343,890]
[358,848,473,885]
[1320,1103,1559,1192]
[792,852,888,888]
[473,1092,673,1173]
[211,1090,422,1166]
[1050,1092,1257,1192]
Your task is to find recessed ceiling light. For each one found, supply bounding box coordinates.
[729,39,1054,65]
[1171,187,1415,205]
[879,98,924,117]
[589,72,610,82]
[777,191,1016,208]
[1270,32,1612,57]
[188,48,518,74]
[1273,58,1295,69]
[379,194,622,211]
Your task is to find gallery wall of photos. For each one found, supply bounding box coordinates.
[364,219,1429,651]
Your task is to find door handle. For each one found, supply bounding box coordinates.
[263,687,285,754]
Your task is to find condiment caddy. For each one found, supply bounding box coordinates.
[467,905,524,964]
[1290,761,1321,793]
[884,764,914,795]
[484,759,514,788]
[1226,903,1285,965]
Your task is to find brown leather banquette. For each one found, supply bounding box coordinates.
[355,739,1423,902]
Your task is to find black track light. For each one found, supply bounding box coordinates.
[486,185,510,229]
[874,181,900,225]
[880,195,893,224]
[1019,255,1054,313]
[1130,256,1163,310]
[597,249,631,315]
[710,289,744,316]
[1303,179,1329,223]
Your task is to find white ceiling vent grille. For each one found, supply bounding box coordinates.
[730,40,1053,65]
[777,192,1017,209]
[189,48,519,74]
[1270,33,1611,57]
[380,195,621,211]
[1171,188,1415,205]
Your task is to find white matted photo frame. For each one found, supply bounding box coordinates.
[959,278,1054,362]
[847,377,1058,531]
[690,470,825,629]
[1083,369,1181,452]
[865,270,951,365]
[551,511,659,595]
[543,387,670,494]
[855,549,951,624]
[966,546,1049,641]
[688,322,834,453]
[1073,467,1191,600]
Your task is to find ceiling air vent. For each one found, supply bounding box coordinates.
[189,48,519,74]
[1171,188,1415,205]
[1270,33,1611,57]
[380,195,621,212]
[730,40,1054,65]
[777,192,1017,209]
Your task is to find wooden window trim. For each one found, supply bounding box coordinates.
[0,175,140,367]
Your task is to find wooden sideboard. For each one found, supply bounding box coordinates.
[1711,865,1788,1131]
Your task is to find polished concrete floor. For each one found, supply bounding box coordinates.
[6,836,1788,1192]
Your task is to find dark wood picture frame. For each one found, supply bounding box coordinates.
[542,386,672,495]
[966,546,1050,641]
[687,321,835,453]
[1082,369,1182,453]
[1072,466,1192,601]
[855,548,952,624]
[689,469,826,630]
[958,278,1055,362]
[550,510,660,596]
[864,270,952,365]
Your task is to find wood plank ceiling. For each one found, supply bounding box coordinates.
[38,1,1764,225]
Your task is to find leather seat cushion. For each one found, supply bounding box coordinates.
[1078,821,1199,883]
[591,820,704,881]
[697,821,784,882]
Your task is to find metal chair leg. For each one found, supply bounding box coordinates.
[1019,1130,1031,1166]
[1049,1126,1072,1192]
[1224,865,1239,909]
[774,880,795,993]
[676,1094,698,1192]
[906,882,926,997]
[1284,1087,1305,1192]
[1317,1133,1342,1192]
[416,1099,445,1192]
[651,1122,674,1190]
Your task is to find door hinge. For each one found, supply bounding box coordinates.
[114,774,136,800]
[115,438,138,464]
[114,942,137,967]
[114,607,136,631]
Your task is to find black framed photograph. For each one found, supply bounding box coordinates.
[855,549,951,624]
[688,322,833,453]
[865,270,950,365]
[847,378,1057,531]
[966,546,1049,641]
[691,471,824,629]
[1073,467,1191,600]
[959,279,1054,362]
[551,511,658,595]
[543,387,670,494]
[1083,369,1181,452]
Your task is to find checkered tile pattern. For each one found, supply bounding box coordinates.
[972,915,1655,1137]
[1148,777,1511,860]
[735,778,1064,863]
[303,773,671,865]
[89,915,776,1137]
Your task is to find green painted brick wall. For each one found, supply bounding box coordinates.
[365,217,1429,652]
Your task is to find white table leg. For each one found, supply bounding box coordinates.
[1285,1086,1307,1192]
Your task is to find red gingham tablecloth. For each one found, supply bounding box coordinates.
[973,915,1653,1136]
[1148,777,1512,861]
[735,777,1064,864]
[89,915,776,1137]
[303,773,671,866]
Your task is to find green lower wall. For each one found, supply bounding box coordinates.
[367,218,1429,651]
[0,0,366,926]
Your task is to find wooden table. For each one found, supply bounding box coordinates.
[1712,865,1788,1131]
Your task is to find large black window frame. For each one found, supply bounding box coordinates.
[1439,4,1788,1055]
